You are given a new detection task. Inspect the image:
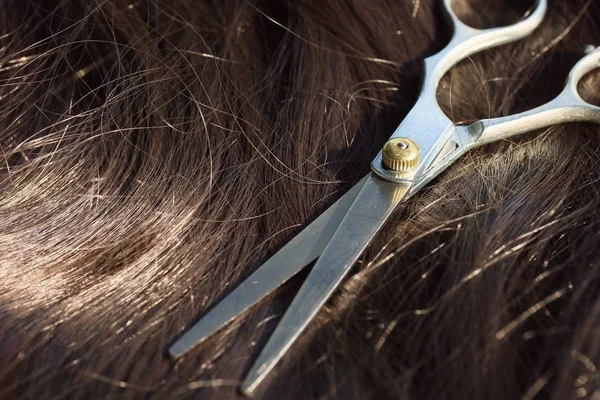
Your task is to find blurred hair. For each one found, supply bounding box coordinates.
[1,0,600,398]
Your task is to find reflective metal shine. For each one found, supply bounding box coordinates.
[169,0,600,395]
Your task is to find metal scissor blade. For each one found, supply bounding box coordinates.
[241,174,410,395]
[168,176,368,359]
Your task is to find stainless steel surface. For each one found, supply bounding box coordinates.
[408,46,600,197]
[168,177,367,358]
[472,46,600,144]
[371,0,548,183]
[168,0,600,395]
[241,174,410,395]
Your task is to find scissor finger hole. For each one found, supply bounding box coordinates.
[577,68,600,107]
[449,0,537,30]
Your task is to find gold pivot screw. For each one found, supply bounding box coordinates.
[381,138,420,172]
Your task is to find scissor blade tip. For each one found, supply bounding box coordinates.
[239,379,259,397]
[168,342,189,359]
[240,362,272,396]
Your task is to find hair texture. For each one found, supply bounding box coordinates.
[1,0,600,399]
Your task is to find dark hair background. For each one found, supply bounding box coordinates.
[1,0,600,399]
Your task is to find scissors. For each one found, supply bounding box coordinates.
[170,0,600,394]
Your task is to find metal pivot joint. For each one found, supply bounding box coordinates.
[168,0,600,396]
[381,138,420,172]
[371,0,548,183]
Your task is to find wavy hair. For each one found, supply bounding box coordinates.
[1,0,599,398]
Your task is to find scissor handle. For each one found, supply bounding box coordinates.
[372,0,548,183]
[428,0,548,87]
[470,46,600,145]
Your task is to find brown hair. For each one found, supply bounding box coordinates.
[1,0,600,398]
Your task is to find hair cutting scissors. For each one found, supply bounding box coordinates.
[170,0,600,394]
